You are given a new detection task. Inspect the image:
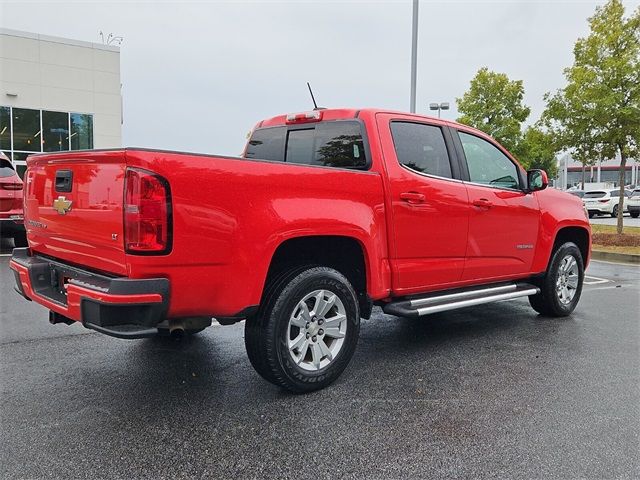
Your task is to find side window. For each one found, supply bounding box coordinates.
[245,127,285,161]
[389,122,452,178]
[458,132,520,189]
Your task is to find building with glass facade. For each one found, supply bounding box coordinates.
[0,28,121,178]
[556,153,639,190]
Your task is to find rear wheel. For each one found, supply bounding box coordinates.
[245,266,360,393]
[588,211,595,219]
[529,242,584,317]
[631,211,639,218]
[611,204,619,218]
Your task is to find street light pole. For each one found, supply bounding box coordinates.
[410,0,419,113]
[429,102,450,118]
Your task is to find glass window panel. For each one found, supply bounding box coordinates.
[70,113,93,150]
[11,152,29,161]
[459,132,520,189]
[285,129,315,165]
[12,108,41,152]
[245,126,285,161]
[0,106,11,151]
[42,111,69,152]
[390,122,451,178]
[314,121,367,169]
[582,191,606,199]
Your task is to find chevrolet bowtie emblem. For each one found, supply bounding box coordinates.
[53,196,72,215]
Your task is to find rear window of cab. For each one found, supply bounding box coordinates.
[245,121,368,170]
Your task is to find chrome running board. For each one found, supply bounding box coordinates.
[383,282,540,318]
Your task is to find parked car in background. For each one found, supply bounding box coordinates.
[628,190,640,218]
[0,152,26,247]
[582,189,631,218]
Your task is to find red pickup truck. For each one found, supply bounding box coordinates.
[10,108,591,392]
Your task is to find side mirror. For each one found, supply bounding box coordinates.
[527,169,548,192]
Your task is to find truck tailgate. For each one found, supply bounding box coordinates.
[24,150,128,276]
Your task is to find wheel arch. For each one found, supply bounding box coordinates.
[262,235,374,318]
[551,226,591,268]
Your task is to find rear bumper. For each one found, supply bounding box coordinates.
[10,248,170,338]
[585,206,612,214]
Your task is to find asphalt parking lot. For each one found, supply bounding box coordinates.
[590,212,640,228]
[1,242,638,479]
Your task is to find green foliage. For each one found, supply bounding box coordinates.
[544,0,639,161]
[543,0,640,232]
[456,67,531,153]
[516,126,558,177]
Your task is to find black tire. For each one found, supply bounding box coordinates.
[245,266,360,393]
[244,265,312,384]
[529,242,584,317]
[611,205,618,218]
[13,231,27,247]
[588,211,595,219]
[631,211,639,218]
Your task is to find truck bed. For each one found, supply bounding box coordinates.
[24,148,388,318]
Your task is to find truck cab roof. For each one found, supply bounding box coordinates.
[258,107,467,130]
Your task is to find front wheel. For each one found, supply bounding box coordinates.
[529,242,584,317]
[631,211,639,218]
[245,267,360,393]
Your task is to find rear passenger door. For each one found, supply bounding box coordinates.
[377,114,470,294]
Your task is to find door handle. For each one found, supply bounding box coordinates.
[400,192,425,204]
[472,198,493,208]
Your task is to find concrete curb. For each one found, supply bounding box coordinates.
[591,250,640,265]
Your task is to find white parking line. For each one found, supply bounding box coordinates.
[583,275,610,285]
[0,253,12,257]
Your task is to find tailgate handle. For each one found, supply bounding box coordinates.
[55,170,73,193]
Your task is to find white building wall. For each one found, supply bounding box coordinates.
[0,28,121,149]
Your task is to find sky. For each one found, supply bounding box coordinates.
[2,0,639,156]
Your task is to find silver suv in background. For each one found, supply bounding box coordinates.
[582,189,631,218]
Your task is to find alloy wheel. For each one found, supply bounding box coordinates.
[555,254,579,305]
[287,289,347,371]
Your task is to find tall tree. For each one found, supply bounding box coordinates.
[544,0,640,233]
[456,67,531,153]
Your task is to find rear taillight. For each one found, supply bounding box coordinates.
[1,183,23,190]
[598,199,609,203]
[124,168,171,254]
